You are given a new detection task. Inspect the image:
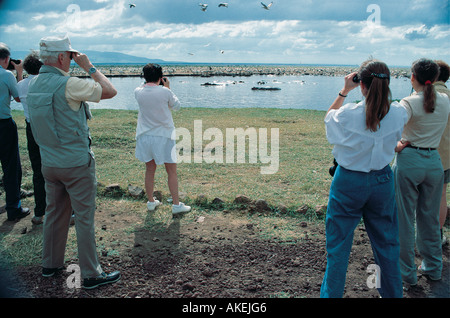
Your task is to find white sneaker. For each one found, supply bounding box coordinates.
[172,202,191,214]
[147,200,161,211]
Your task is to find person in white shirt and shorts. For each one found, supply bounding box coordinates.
[134,64,191,215]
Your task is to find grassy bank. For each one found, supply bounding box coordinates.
[13,107,334,210]
[4,107,448,273]
[2,107,334,270]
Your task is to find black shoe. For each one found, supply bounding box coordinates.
[83,271,121,289]
[7,207,30,221]
[42,266,65,277]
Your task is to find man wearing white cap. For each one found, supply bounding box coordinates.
[27,35,120,289]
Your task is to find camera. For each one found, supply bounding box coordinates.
[160,77,167,86]
[329,158,338,177]
[352,74,360,83]
[7,58,21,71]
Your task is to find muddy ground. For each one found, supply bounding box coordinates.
[1,200,448,301]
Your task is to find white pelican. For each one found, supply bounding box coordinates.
[261,2,273,10]
[129,3,136,8]
[218,3,228,7]
[199,3,208,11]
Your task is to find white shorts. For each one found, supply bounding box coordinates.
[135,135,177,165]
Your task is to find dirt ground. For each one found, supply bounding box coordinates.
[1,200,448,300]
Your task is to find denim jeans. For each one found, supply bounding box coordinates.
[320,165,403,298]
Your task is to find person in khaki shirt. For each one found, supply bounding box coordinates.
[393,58,450,289]
[28,35,119,289]
[434,60,450,246]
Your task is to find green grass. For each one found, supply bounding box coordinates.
[84,107,334,210]
[4,107,448,272]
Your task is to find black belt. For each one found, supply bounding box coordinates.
[405,144,436,151]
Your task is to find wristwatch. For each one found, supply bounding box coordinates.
[88,67,97,75]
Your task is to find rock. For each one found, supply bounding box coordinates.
[105,183,120,190]
[277,204,288,213]
[296,205,309,214]
[255,199,270,212]
[128,184,144,198]
[153,190,163,201]
[234,195,252,205]
[212,197,225,207]
[182,282,195,291]
[315,204,327,216]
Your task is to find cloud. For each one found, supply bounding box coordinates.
[404,25,429,40]
[0,0,448,66]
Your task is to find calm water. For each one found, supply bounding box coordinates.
[11,74,413,112]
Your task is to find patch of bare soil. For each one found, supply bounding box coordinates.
[1,202,449,300]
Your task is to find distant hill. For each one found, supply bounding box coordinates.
[9,49,169,64]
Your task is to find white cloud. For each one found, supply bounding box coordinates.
[0,0,448,65]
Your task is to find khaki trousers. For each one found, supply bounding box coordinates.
[393,147,443,284]
[41,156,103,279]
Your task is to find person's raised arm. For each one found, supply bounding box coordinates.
[72,52,117,100]
[327,72,359,115]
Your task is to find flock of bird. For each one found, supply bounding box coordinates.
[127,2,275,57]
[199,2,274,11]
[128,2,274,11]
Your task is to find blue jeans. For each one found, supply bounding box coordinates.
[320,165,403,298]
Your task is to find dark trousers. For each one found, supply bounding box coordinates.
[26,121,46,217]
[0,118,22,218]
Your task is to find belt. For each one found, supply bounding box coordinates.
[405,144,436,151]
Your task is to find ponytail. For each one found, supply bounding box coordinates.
[411,58,439,113]
[359,60,391,132]
[423,80,436,113]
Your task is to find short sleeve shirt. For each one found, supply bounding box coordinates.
[325,101,408,172]
[0,65,19,119]
[56,68,102,111]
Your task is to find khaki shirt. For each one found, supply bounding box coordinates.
[400,90,450,149]
[435,81,450,170]
[56,68,102,111]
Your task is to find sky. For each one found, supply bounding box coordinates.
[0,0,449,66]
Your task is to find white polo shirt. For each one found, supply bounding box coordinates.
[325,100,408,172]
[134,83,181,139]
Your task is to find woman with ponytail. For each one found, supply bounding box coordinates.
[321,60,408,298]
[393,58,450,289]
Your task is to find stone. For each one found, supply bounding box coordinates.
[233,195,252,205]
[128,184,144,198]
[255,199,270,212]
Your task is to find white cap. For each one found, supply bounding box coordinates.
[39,35,78,53]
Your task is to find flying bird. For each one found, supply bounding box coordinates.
[199,3,208,11]
[218,3,228,8]
[261,2,273,10]
[129,3,136,8]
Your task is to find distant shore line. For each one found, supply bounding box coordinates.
[70,64,410,79]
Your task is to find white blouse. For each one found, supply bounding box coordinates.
[135,84,181,139]
[325,101,408,172]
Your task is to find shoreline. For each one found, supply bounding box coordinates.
[70,64,410,79]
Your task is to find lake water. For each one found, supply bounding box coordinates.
[11,74,413,112]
